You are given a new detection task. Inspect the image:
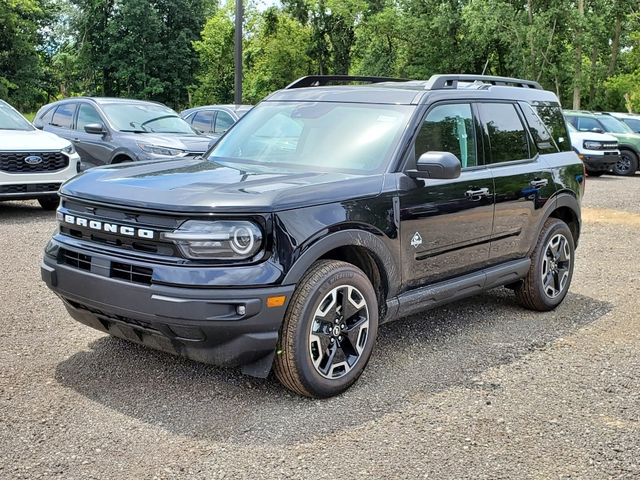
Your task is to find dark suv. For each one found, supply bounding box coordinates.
[34,98,212,167]
[41,75,584,398]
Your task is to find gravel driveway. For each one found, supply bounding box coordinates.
[1,174,638,479]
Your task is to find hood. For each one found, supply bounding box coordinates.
[608,131,640,146]
[125,132,213,153]
[60,158,384,213]
[568,130,618,143]
[0,129,72,151]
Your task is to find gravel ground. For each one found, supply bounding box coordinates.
[0,174,639,479]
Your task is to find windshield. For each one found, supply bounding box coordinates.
[598,115,634,134]
[102,103,195,134]
[0,102,34,131]
[207,102,413,173]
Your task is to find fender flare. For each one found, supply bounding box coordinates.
[535,191,581,245]
[282,229,401,298]
[109,148,136,164]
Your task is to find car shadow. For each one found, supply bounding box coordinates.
[0,200,55,222]
[54,289,610,446]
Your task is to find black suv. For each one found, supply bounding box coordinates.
[41,75,584,398]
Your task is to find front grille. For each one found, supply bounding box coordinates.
[59,248,153,285]
[0,183,61,194]
[60,249,92,271]
[110,262,153,285]
[0,152,69,173]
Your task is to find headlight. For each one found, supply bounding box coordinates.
[583,140,603,150]
[161,220,263,260]
[62,144,76,155]
[138,143,184,156]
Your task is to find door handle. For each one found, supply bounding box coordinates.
[530,179,548,188]
[465,187,491,201]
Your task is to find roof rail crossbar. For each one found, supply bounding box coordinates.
[426,75,543,90]
[285,75,409,89]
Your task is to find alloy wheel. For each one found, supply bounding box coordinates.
[308,285,370,379]
[615,153,632,175]
[541,233,571,298]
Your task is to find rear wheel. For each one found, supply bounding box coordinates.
[274,260,378,398]
[515,218,575,311]
[38,195,59,211]
[613,150,638,176]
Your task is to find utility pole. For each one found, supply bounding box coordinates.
[234,0,243,105]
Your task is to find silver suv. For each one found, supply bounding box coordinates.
[34,98,213,168]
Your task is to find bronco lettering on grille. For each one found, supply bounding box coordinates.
[62,214,154,239]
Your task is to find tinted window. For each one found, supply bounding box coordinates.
[76,104,102,131]
[478,103,530,163]
[51,103,76,129]
[214,111,234,134]
[533,104,571,152]
[192,110,214,134]
[415,103,477,168]
[622,117,640,133]
[521,104,558,154]
[576,117,603,132]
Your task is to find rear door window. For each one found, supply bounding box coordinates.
[477,103,530,163]
[51,103,77,129]
[192,110,214,134]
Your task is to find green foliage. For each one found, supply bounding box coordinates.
[2,0,640,113]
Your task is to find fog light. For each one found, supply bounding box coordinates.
[236,305,246,316]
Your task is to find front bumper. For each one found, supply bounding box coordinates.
[41,247,294,377]
[580,152,620,172]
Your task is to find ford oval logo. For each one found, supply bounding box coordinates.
[24,155,43,165]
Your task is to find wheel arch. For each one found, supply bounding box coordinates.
[282,230,400,316]
[540,193,581,247]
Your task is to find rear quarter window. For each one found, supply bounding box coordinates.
[533,103,571,152]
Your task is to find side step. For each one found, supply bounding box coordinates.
[383,258,531,323]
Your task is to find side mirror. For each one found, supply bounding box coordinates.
[407,151,462,180]
[84,123,105,135]
[591,128,604,134]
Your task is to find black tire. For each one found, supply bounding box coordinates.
[585,169,604,177]
[613,150,638,176]
[274,260,379,398]
[515,218,575,311]
[38,195,59,211]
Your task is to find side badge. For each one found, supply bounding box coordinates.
[410,232,422,249]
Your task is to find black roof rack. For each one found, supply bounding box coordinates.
[426,75,543,90]
[285,75,409,89]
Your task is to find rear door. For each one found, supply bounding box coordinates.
[399,102,495,288]
[477,102,556,264]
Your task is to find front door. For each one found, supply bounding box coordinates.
[399,102,495,289]
[73,103,113,166]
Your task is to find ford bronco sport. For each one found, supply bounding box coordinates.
[41,75,584,398]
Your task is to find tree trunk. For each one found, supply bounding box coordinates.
[572,0,584,110]
[608,15,622,76]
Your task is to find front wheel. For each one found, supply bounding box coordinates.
[274,260,379,398]
[613,150,638,176]
[38,195,59,211]
[515,218,575,311]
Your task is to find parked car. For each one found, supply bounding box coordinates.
[0,99,81,210]
[607,112,640,134]
[42,74,584,398]
[564,110,640,176]
[33,98,213,167]
[180,105,252,140]
[566,123,619,176]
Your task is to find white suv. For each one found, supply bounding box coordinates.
[0,100,81,209]
[566,123,620,177]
